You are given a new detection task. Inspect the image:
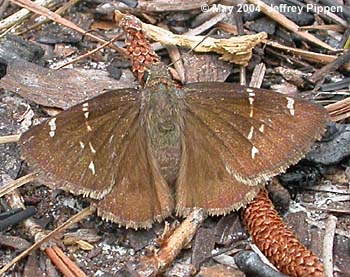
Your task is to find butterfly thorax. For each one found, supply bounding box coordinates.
[142,64,184,186]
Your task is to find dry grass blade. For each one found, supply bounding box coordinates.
[323,215,337,277]
[0,0,54,33]
[46,246,87,277]
[0,173,36,198]
[16,0,82,35]
[0,134,20,144]
[9,0,127,56]
[10,0,84,33]
[267,41,337,64]
[45,247,77,277]
[55,34,121,69]
[0,206,94,275]
[299,24,345,32]
[247,0,336,51]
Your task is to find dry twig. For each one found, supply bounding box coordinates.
[16,0,82,35]
[136,209,207,275]
[325,97,350,121]
[3,190,87,276]
[0,200,94,275]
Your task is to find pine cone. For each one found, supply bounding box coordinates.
[119,15,159,84]
[242,188,325,277]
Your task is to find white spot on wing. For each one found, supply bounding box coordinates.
[84,112,89,119]
[249,92,255,97]
[48,118,56,137]
[79,141,85,149]
[89,161,96,175]
[259,124,265,133]
[82,102,89,112]
[89,142,96,154]
[248,91,254,117]
[85,121,92,132]
[251,146,259,159]
[247,126,254,140]
[286,97,295,116]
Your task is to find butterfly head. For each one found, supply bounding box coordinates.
[144,63,173,90]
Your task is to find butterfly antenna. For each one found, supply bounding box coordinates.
[167,28,220,69]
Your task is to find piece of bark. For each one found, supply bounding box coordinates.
[214,213,247,246]
[182,52,233,83]
[191,227,216,269]
[0,35,44,63]
[197,264,244,277]
[284,212,311,247]
[0,234,31,251]
[306,124,350,165]
[23,251,44,276]
[0,59,136,109]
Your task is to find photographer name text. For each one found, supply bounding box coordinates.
[201,3,343,15]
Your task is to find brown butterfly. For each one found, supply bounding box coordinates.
[19,63,328,229]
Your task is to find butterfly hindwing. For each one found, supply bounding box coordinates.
[176,111,261,216]
[97,121,174,228]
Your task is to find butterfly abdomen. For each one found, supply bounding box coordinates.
[142,65,185,186]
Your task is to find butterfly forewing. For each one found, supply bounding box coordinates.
[19,89,141,199]
[183,83,328,186]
